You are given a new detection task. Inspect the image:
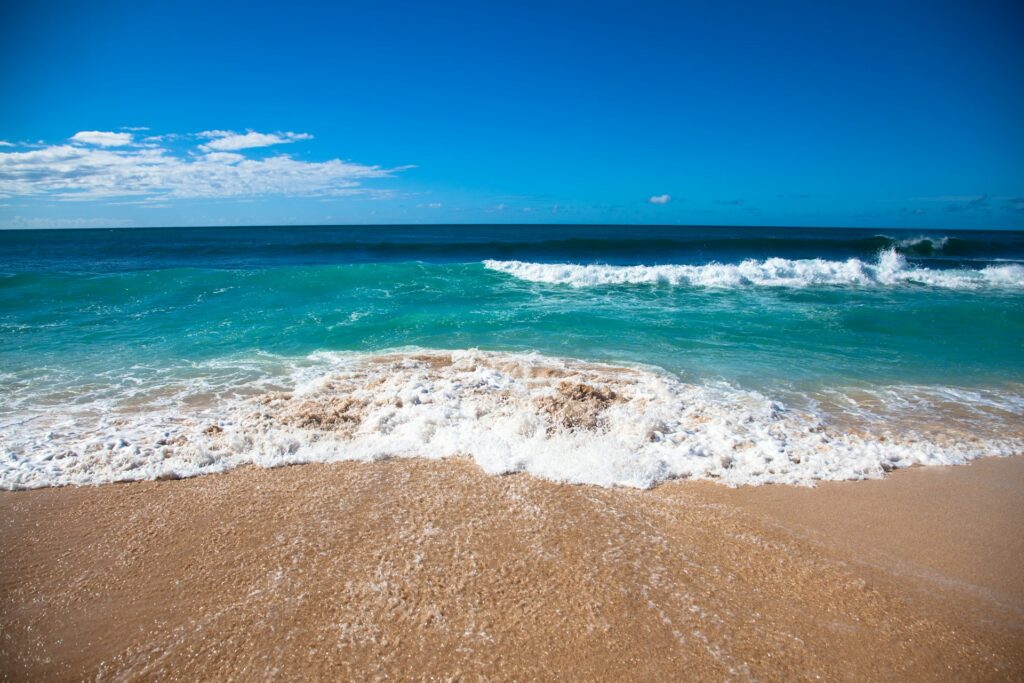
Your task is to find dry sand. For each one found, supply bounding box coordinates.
[1,456,1022,681]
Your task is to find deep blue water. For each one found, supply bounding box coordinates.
[3,225,1023,272]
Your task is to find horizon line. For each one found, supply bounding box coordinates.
[3,222,1024,233]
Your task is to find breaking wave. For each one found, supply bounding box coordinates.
[2,349,1021,490]
[892,235,949,255]
[484,249,1024,289]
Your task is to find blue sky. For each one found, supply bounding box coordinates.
[1,0,1022,229]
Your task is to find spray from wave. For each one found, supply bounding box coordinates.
[484,249,1024,289]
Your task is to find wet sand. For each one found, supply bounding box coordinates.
[702,456,1024,616]
[1,457,1022,681]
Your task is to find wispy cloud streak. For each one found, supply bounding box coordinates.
[0,129,409,201]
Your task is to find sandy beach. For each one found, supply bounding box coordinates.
[1,456,1021,681]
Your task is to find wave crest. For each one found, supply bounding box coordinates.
[892,235,949,255]
[484,250,1024,289]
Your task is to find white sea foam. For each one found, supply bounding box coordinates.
[484,249,1024,289]
[1,349,1021,490]
[894,235,949,251]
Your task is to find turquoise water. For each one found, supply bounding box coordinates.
[2,225,1023,488]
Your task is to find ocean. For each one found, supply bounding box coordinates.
[2,224,1023,489]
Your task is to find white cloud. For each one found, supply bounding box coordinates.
[0,215,136,229]
[201,151,246,164]
[0,141,14,147]
[70,131,134,147]
[0,130,408,201]
[198,130,313,152]
[648,194,671,204]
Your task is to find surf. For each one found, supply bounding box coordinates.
[484,249,1024,289]
[3,349,1022,490]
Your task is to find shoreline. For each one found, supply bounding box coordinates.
[7,348,1023,491]
[2,455,1022,680]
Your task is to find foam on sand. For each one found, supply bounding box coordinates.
[484,249,1024,289]
[2,350,1021,490]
